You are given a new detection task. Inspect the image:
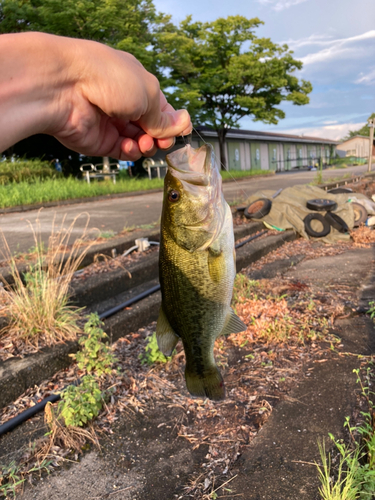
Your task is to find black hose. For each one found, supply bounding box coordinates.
[0,230,267,437]
[99,284,161,320]
[234,230,267,249]
[0,394,60,437]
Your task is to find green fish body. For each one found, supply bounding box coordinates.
[156,144,246,401]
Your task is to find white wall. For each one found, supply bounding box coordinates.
[290,144,297,169]
[277,143,284,171]
[260,143,269,170]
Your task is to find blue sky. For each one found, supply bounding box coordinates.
[154,0,375,141]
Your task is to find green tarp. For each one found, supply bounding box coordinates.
[245,185,356,243]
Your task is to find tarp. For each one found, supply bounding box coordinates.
[245,185,357,243]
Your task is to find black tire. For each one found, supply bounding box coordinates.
[304,213,331,238]
[351,202,367,227]
[327,187,353,194]
[306,199,338,212]
[325,212,349,233]
[244,199,272,219]
[236,205,247,213]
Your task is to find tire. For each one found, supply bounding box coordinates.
[306,199,338,212]
[244,199,272,220]
[325,212,349,233]
[327,187,353,194]
[351,202,367,227]
[304,213,331,238]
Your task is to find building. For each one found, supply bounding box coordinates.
[336,135,375,158]
[188,126,339,171]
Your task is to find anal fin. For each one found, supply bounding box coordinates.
[219,307,247,337]
[156,305,179,356]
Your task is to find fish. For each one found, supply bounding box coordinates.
[156,143,246,401]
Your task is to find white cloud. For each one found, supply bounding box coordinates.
[273,122,366,141]
[258,0,308,12]
[296,30,375,65]
[356,68,375,85]
[323,120,338,125]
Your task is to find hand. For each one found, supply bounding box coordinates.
[0,33,192,159]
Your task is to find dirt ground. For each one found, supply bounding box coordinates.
[1,235,375,499]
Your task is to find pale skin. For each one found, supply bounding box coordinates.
[0,32,192,158]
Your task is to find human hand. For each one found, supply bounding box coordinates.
[51,39,192,160]
[0,33,192,158]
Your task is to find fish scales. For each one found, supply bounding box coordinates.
[156,144,246,401]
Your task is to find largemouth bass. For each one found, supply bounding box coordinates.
[156,143,246,401]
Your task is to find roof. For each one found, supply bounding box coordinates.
[339,135,370,144]
[194,125,339,145]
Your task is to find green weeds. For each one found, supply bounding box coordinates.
[72,313,117,377]
[139,332,175,365]
[0,158,59,185]
[59,375,103,427]
[317,365,375,499]
[232,274,260,303]
[367,301,375,320]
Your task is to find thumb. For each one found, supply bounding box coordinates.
[138,92,192,138]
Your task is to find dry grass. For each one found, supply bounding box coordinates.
[0,212,99,351]
[350,225,375,247]
[41,402,99,457]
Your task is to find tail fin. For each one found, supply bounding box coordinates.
[185,365,225,401]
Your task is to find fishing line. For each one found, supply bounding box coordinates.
[191,127,251,201]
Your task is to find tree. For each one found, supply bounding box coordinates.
[156,16,312,169]
[344,113,375,140]
[0,0,164,74]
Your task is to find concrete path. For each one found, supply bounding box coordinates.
[0,164,368,256]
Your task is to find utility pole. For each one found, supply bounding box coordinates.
[368,118,374,172]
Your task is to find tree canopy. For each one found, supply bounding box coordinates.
[155,15,312,167]
[0,0,164,75]
[344,113,375,140]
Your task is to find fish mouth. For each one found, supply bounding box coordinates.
[166,144,215,186]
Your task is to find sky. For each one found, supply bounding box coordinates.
[154,0,375,141]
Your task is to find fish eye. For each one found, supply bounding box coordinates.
[168,190,180,202]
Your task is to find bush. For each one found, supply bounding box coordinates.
[0,158,60,185]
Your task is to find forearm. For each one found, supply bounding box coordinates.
[0,32,76,153]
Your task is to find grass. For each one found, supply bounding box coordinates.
[316,364,375,499]
[0,158,59,185]
[0,213,98,348]
[220,168,273,180]
[0,168,272,209]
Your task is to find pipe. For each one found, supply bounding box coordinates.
[123,245,138,257]
[0,230,267,436]
[234,230,267,250]
[98,284,161,320]
[0,378,82,437]
[0,394,60,437]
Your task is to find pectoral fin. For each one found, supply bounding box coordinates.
[156,305,179,356]
[219,307,247,337]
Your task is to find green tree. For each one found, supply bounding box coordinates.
[0,0,163,75]
[344,113,375,139]
[156,16,312,169]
